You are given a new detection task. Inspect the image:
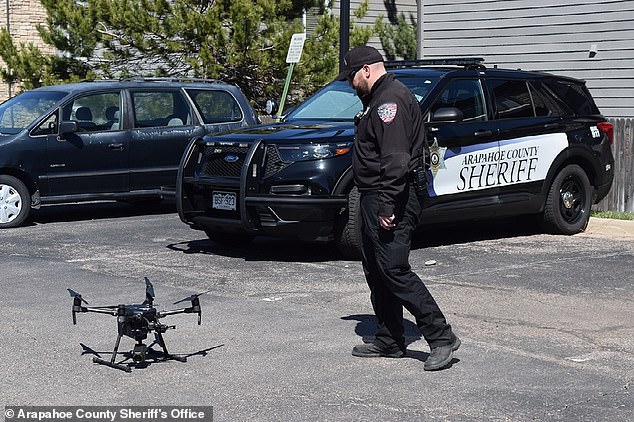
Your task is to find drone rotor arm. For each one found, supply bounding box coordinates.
[77,306,119,317]
[88,307,119,315]
[157,307,188,318]
[159,301,201,325]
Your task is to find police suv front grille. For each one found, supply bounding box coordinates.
[263,145,290,178]
[199,144,249,177]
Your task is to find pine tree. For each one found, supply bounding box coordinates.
[0,0,374,110]
[375,12,417,60]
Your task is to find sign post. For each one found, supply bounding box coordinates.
[276,33,306,119]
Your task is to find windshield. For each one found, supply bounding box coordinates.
[286,75,440,121]
[0,90,66,134]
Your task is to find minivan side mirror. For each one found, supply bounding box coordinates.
[58,121,78,138]
[431,107,464,123]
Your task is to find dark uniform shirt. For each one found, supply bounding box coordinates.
[352,73,427,217]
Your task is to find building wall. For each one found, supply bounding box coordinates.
[0,0,51,100]
[419,0,634,119]
[333,0,634,119]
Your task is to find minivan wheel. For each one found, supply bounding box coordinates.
[542,164,592,234]
[205,229,255,246]
[334,186,363,260]
[0,175,31,228]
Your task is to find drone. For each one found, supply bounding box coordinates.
[68,277,209,372]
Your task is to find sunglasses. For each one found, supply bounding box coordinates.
[346,67,362,82]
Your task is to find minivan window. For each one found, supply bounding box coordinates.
[62,92,122,132]
[31,112,59,136]
[186,89,243,124]
[0,90,66,134]
[131,91,192,128]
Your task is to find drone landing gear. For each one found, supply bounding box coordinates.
[94,332,187,372]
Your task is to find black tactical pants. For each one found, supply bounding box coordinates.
[359,185,453,351]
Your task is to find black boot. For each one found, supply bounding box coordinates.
[424,334,461,371]
[352,343,406,358]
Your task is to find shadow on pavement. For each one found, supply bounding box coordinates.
[169,216,542,262]
[167,236,344,263]
[27,200,176,225]
[414,216,542,249]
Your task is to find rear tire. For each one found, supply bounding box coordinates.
[205,229,255,246]
[542,164,592,234]
[334,186,363,259]
[0,175,31,228]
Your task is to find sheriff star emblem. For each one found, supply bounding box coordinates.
[429,137,447,175]
[377,103,397,124]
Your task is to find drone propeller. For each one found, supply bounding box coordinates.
[67,288,89,305]
[170,290,210,325]
[173,290,212,305]
[144,277,155,305]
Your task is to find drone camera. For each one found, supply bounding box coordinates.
[132,343,147,363]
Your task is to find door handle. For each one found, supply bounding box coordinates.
[108,143,124,151]
[544,123,561,130]
[474,130,493,138]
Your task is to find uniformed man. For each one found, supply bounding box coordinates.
[336,46,460,371]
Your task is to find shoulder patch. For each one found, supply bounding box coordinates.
[377,103,398,124]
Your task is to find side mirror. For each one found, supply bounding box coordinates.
[58,121,78,138]
[431,107,464,123]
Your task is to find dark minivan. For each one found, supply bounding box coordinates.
[0,78,258,228]
[177,59,614,258]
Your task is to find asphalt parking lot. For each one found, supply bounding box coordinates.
[1,202,632,421]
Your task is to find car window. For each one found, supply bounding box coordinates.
[488,79,534,119]
[528,81,567,117]
[62,92,122,132]
[31,112,59,136]
[186,89,243,124]
[289,81,361,120]
[131,90,192,128]
[542,79,600,116]
[0,90,66,134]
[287,76,440,121]
[431,79,487,121]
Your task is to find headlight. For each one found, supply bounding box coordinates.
[276,142,352,162]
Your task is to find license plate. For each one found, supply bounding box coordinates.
[212,191,236,211]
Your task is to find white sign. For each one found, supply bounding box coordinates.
[285,33,306,64]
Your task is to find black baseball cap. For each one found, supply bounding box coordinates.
[335,46,384,81]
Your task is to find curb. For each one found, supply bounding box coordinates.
[585,217,634,238]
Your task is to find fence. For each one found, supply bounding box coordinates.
[594,118,634,213]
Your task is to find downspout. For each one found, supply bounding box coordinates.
[416,0,424,59]
[339,0,350,72]
[5,0,11,97]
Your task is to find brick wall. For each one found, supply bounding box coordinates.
[0,0,51,100]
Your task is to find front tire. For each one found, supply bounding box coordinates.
[542,164,592,234]
[334,186,363,259]
[0,175,31,228]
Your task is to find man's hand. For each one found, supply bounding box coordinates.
[379,214,396,230]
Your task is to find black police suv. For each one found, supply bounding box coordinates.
[177,58,614,258]
[0,78,258,228]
